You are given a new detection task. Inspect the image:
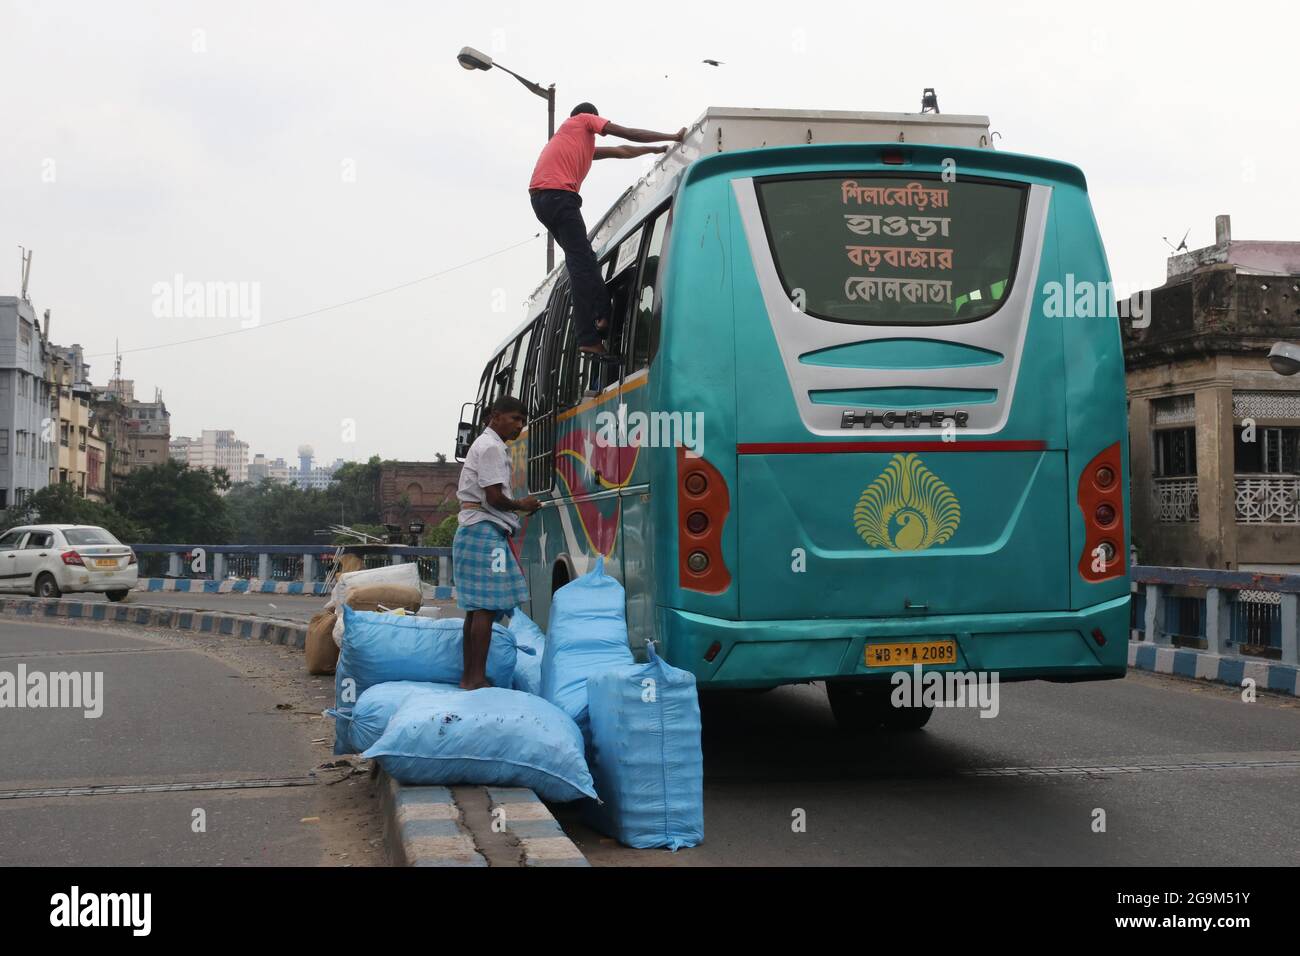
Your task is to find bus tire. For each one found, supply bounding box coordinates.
[825,681,889,733]
[879,701,934,731]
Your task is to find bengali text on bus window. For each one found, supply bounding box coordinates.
[758,175,1025,325]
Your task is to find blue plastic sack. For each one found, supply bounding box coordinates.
[362,686,598,803]
[329,681,462,755]
[508,609,546,696]
[331,608,528,753]
[541,557,633,734]
[584,642,704,850]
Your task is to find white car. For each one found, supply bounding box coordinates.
[0,524,138,601]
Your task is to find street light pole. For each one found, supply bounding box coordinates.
[457,46,556,273]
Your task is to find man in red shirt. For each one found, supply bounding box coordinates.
[529,103,685,356]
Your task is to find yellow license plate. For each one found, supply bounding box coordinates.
[865,640,958,667]
[94,559,118,568]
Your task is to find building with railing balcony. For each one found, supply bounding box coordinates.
[1125,214,1300,572]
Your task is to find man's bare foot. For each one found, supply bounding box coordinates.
[459,678,493,690]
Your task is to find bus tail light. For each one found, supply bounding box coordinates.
[678,448,731,593]
[1077,442,1125,583]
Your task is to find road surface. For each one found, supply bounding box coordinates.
[552,670,1300,865]
[0,617,382,865]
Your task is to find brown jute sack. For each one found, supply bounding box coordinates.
[305,610,340,675]
[346,584,422,613]
[336,553,366,575]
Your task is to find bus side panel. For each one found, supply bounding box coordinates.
[651,173,741,646]
[1055,183,1132,624]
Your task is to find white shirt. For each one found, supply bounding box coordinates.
[457,426,520,535]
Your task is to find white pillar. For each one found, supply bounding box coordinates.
[212,552,225,581]
[302,553,315,584]
[168,552,181,577]
[258,553,270,581]
[438,556,451,587]
[1205,587,1232,657]
[1144,584,1164,644]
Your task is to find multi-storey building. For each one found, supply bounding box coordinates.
[1126,215,1300,572]
[171,429,249,487]
[0,296,53,510]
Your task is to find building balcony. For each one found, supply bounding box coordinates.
[1235,474,1300,525]
[1153,476,1199,523]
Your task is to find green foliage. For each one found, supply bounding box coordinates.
[424,514,458,547]
[1,483,144,542]
[110,459,233,543]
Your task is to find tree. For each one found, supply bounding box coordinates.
[425,513,458,547]
[1,483,144,542]
[111,460,233,543]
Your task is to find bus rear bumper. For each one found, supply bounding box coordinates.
[658,596,1130,688]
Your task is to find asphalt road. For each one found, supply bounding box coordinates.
[553,671,1300,866]
[0,618,383,866]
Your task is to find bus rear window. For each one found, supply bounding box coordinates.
[757,174,1026,325]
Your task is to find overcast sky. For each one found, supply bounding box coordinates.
[2,0,1296,465]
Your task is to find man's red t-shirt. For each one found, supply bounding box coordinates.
[528,113,611,193]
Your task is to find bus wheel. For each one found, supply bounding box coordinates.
[825,681,889,733]
[879,700,934,731]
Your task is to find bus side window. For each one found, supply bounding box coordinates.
[554,295,580,408]
[599,228,644,390]
[629,206,670,372]
[510,322,535,404]
[474,355,495,429]
[489,343,513,408]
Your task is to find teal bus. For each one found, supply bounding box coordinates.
[457,107,1130,730]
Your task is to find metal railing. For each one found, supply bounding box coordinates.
[1152,477,1199,523]
[1131,565,1298,664]
[129,544,455,588]
[1234,475,1300,524]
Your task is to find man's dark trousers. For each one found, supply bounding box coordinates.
[530,188,609,348]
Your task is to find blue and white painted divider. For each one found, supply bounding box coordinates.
[1130,564,1300,697]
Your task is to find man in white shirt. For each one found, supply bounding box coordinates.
[453,395,541,689]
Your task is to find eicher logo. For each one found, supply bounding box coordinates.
[841,409,969,430]
[50,886,151,936]
[0,665,102,718]
[854,453,960,551]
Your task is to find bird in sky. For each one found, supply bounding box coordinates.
[702,59,724,66]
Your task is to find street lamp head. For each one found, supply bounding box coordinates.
[1268,341,1300,376]
[457,46,493,71]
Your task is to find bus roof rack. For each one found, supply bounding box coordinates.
[525,105,994,310]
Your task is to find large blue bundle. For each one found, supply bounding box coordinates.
[541,557,633,734]
[584,642,704,850]
[329,681,462,755]
[331,608,526,753]
[508,609,546,696]
[362,687,597,803]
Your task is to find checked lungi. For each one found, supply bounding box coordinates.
[453,521,529,613]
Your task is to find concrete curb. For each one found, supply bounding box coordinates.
[134,578,457,600]
[0,597,309,648]
[377,772,486,867]
[1128,640,1300,696]
[486,787,590,867]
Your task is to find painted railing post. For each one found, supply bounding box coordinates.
[302,553,315,584]
[212,552,225,582]
[258,553,270,581]
[438,556,451,587]
[1144,583,1164,644]
[1280,593,1299,666]
[1205,587,1232,657]
[168,552,181,577]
